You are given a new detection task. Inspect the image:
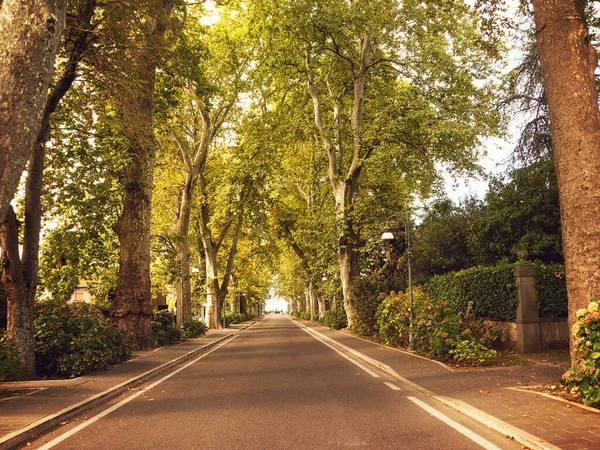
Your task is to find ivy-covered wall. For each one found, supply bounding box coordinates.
[423,261,567,321]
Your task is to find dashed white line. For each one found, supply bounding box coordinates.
[384,382,401,391]
[407,396,502,450]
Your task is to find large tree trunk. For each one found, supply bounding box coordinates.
[0,0,66,222]
[532,0,600,360]
[1,207,35,379]
[112,1,173,349]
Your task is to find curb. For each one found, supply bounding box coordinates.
[291,318,560,450]
[0,333,235,450]
[510,386,600,414]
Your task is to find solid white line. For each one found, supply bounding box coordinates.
[38,335,239,450]
[407,396,502,450]
[294,323,380,378]
[384,382,401,391]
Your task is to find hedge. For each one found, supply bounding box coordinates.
[423,261,567,321]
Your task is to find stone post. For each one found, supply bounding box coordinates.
[514,263,542,353]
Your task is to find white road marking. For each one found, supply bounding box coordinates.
[37,335,239,450]
[384,382,401,391]
[407,396,502,450]
[295,324,380,378]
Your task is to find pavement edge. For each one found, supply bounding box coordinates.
[0,332,237,450]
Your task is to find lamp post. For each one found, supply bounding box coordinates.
[381,210,414,351]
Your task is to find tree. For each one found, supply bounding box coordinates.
[1,0,95,379]
[531,0,600,357]
[250,0,503,327]
[109,0,175,349]
[0,0,66,223]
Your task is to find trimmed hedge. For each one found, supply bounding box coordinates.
[423,261,567,321]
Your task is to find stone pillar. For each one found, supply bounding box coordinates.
[514,263,542,353]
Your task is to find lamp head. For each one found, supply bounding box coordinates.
[381,231,395,241]
[191,267,200,273]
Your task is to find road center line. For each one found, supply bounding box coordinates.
[384,382,401,391]
[37,335,239,450]
[407,396,501,450]
[293,322,380,378]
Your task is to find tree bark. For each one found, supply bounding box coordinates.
[1,207,35,379]
[305,33,373,329]
[0,0,66,222]
[532,0,600,360]
[112,1,174,349]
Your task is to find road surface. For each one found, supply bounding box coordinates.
[27,315,522,449]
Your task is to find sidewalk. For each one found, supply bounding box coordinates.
[0,323,254,450]
[299,319,599,450]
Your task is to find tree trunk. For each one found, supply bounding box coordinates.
[317,292,326,320]
[175,175,194,326]
[1,207,35,379]
[205,249,221,329]
[112,151,156,349]
[112,1,173,349]
[0,0,66,222]
[532,0,600,360]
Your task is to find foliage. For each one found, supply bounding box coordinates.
[323,306,347,330]
[449,340,498,366]
[376,289,500,363]
[183,318,208,339]
[350,275,387,336]
[152,310,183,347]
[35,300,131,377]
[535,263,568,318]
[424,260,568,321]
[424,261,518,321]
[0,334,20,381]
[562,299,600,406]
[466,157,562,265]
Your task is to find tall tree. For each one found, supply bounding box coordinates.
[0,0,66,223]
[110,0,175,349]
[1,0,96,379]
[250,0,502,327]
[531,0,600,357]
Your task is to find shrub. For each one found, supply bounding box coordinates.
[0,334,20,381]
[350,274,388,335]
[323,306,347,330]
[152,310,183,347]
[376,289,500,363]
[534,262,568,318]
[424,260,568,321]
[35,299,131,377]
[224,311,244,325]
[449,340,497,366]
[184,318,208,338]
[562,299,600,406]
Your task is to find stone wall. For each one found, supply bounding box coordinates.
[485,318,568,351]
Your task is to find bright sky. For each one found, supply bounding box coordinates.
[265,298,288,312]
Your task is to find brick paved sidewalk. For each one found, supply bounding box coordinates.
[300,320,599,450]
[0,324,251,449]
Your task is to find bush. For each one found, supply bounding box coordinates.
[350,274,387,335]
[562,299,600,406]
[535,262,568,317]
[449,340,497,366]
[424,260,568,321]
[0,334,20,381]
[184,318,208,338]
[152,310,183,347]
[376,288,500,363]
[35,299,131,377]
[224,311,244,325]
[323,306,347,330]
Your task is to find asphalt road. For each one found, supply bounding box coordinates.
[28,315,522,449]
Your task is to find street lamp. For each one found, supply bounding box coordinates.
[381,210,414,351]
